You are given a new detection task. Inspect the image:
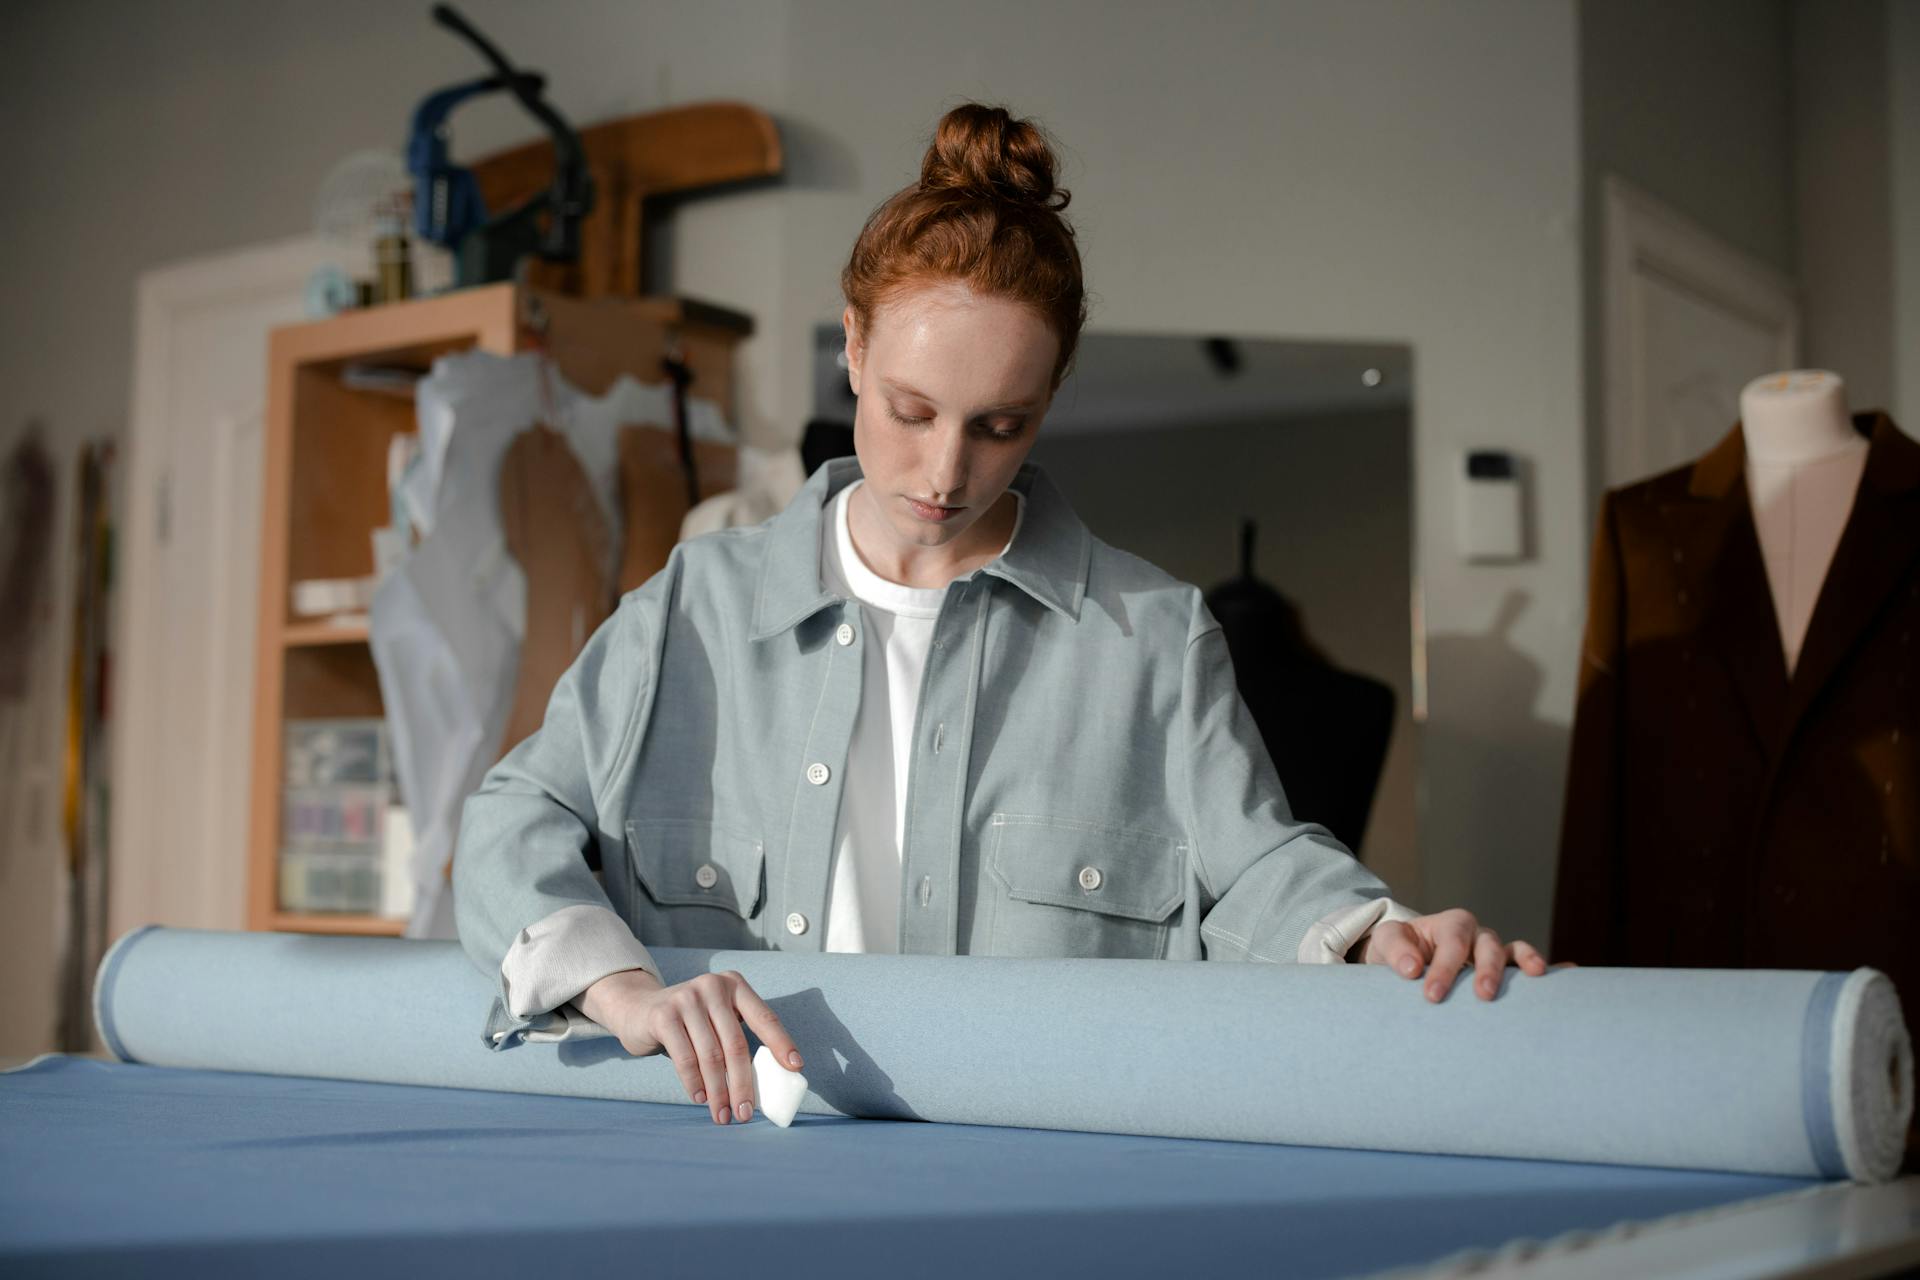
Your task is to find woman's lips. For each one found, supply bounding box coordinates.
[906,497,964,523]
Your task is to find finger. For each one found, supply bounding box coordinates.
[1511,940,1549,975]
[1423,920,1474,1002]
[728,974,804,1071]
[1471,928,1506,999]
[677,993,732,1124]
[701,979,757,1124]
[1370,921,1428,978]
[652,1016,707,1105]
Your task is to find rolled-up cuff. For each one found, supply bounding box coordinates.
[500,903,661,1019]
[1295,896,1421,965]
[484,997,620,1051]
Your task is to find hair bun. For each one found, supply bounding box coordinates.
[919,103,1071,211]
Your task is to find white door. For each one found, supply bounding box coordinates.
[1603,176,1800,486]
[110,238,344,942]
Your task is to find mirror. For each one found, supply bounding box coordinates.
[812,328,1417,888]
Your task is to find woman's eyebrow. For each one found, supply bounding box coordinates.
[879,376,1038,414]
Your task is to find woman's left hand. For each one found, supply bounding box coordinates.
[1357,908,1557,1001]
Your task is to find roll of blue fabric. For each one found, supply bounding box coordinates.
[93,925,1912,1183]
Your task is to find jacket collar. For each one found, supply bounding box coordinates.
[750,456,1093,641]
[1681,410,1920,765]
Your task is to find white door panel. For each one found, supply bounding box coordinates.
[113,238,338,941]
[1604,177,1799,487]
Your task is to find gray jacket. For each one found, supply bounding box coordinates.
[456,457,1407,1046]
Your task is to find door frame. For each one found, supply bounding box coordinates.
[1602,175,1800,486]
[112,236,338,941]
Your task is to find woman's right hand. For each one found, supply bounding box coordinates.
[576,967,804,1126]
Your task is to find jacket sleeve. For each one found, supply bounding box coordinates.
[1551,491,1627,963]
[1180,602,1416,963]
[454,588,665,1049]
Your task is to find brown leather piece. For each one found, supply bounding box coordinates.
[498,425,615,758]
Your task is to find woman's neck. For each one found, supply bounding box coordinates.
[1739,371,1860,465]
[847,485,1019,589]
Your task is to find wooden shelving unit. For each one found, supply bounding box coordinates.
[246,281,750,934]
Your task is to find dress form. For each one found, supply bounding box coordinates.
[1739,370,1868,675]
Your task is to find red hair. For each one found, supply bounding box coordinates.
[840,102,1089,391]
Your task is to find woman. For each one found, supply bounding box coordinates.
[455,103,1552,1127]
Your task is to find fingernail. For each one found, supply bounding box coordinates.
[738,1102,752,1122]
[1399,957,1417,976]
[718,1107,730,1125]
[1426,983,1441,1001]
[788,1051,803,1068]
[694,1090,707,1104]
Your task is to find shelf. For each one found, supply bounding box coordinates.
[269,912,408,937]
[251,279,754,935]
[284,620,371,647]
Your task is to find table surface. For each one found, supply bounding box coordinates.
[3,1055,1916,1280]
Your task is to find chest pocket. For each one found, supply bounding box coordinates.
[985,813,1185,959]
[627,818,766,922]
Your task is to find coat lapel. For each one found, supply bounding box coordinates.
[1681,424,1790,757]
[1780,412,1920,744]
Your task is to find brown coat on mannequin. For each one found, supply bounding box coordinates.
[1553,411,1920,1168]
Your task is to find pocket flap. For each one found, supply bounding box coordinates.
[626,818,765,919]
[987,813,1184,923]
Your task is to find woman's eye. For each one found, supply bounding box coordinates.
[884,406,1023,439]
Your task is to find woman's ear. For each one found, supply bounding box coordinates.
[841,305,863,392]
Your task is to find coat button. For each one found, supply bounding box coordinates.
[836,622,855,646]
[786,912,809,935]
[694,864,718,889]
[806,762,831,786]
[1078,866,1104,891]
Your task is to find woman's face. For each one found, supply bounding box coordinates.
[843,282,1059,564]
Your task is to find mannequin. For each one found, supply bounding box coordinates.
[1555,381,1920,1168]
[1739,370,1870,674]
[1204,521,1394,856]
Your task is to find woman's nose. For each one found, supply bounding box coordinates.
[925,426,970,500]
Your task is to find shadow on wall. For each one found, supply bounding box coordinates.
[1420,589,1568,950]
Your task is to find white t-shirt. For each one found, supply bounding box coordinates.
[817,478,1023,952]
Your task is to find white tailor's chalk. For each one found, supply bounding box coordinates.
[752,1044,808,1128]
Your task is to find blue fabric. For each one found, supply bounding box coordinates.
[1800,970,1848,1178]
[88,922,153,1064]
[95,927,1912,1180]
[0,1055,1819,1280]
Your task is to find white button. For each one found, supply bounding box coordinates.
[835,622,855,646]
[786,912,809,935]
[1078,866,1103,891]
[694,864,718,889]
[806,762,831,786]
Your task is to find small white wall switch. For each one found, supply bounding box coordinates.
[1456,450,1524,562]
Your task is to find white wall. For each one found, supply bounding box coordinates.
[1793,0,1896,413]
[0,0,1585,1057]
[1892,0,1920,428]
[1580,0,1797,513]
